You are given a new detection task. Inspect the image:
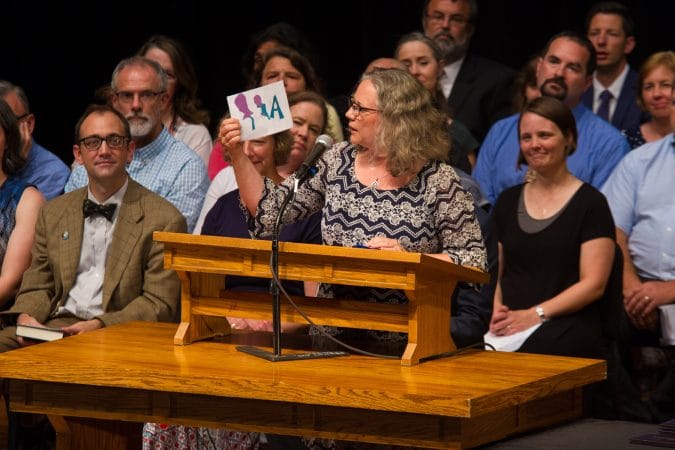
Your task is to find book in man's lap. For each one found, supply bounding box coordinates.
[16,324,64,342]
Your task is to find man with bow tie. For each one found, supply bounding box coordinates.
[0,104,186,352]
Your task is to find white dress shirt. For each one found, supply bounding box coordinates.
[58,179,129,320]
[440,57,466,99]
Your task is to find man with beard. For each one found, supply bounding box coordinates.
[422,0,515,142]
[65,57,208,232]
[581,2,645,132]
[473,31,630,204]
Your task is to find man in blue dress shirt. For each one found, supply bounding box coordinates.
[0,81,70,200]
[601,92,675,421]
[66,57,208,232]
[474,31,630,204]
[601,95,675,332]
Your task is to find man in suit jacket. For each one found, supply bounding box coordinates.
[0,105,186,352]
[422,0,515,142]
[581,1,645,131]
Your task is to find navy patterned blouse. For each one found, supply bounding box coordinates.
[252,143,486,341]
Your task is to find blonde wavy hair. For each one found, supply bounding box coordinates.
[359,68,449,176]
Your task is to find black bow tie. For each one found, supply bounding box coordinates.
[83,199,117,221]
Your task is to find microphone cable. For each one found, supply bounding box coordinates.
[269,252,399,360]
[270,260,495,361]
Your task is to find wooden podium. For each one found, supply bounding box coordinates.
[154,231,489,366]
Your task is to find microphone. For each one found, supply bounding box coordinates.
[294,134,334,185]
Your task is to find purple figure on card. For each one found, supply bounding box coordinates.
[254,94,271,119]
[234,93,255,130]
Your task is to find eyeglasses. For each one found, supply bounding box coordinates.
[114,90,165,104]
[77,134,130,151]
[348,96,380,118]
[425,13,469,26]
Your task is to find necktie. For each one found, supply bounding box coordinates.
[596,89,612,122]
[82,199,117,221]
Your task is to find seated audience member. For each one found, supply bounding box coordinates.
[395,31,478,172]
[488,96,615,360]
[66,56,209,232]
[137,35,213,167]
[0,99,45,310]
[195,90,328,233]
[0,104,185,349]
[365,57,406,73]
[150,91,329,450]
[622,51,675,148]
[143,119,330,450]
[239,21,319,90]
[422,0,516,142]
[207,48,342,179]
[0,81,70,200]
[601,89,675,421]
[143,127,322,450]
[205,21,321,180]
[511,54,541,113]
[582,1,644,131]
[203,127,321,320]
[474,31,630,204]
[255,47,343,143]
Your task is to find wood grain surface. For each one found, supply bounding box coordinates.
[0,322,606,448]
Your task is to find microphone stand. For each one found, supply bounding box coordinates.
[237,178,348,362]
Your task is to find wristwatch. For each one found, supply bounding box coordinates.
[535,306,549,323]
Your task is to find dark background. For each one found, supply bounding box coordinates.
[2,0,673,166]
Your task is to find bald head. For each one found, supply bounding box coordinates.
[365,57,406,73]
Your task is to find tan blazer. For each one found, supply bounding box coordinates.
[12,179,187,326]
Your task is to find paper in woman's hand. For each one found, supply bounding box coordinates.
[226,81,292,141]
[484,323,541,352]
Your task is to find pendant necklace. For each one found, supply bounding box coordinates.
[369,172,391,190]
[359,151,389,190]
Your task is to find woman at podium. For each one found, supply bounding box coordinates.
[220,68,487,345]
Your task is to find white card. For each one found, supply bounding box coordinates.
[226,81,292,140]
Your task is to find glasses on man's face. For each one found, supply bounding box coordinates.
[114,90,165,105]
[78,134,129,151]
[348,96,380,118]
[425,12,469,27]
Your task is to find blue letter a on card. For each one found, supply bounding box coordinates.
[268,95,284,120]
